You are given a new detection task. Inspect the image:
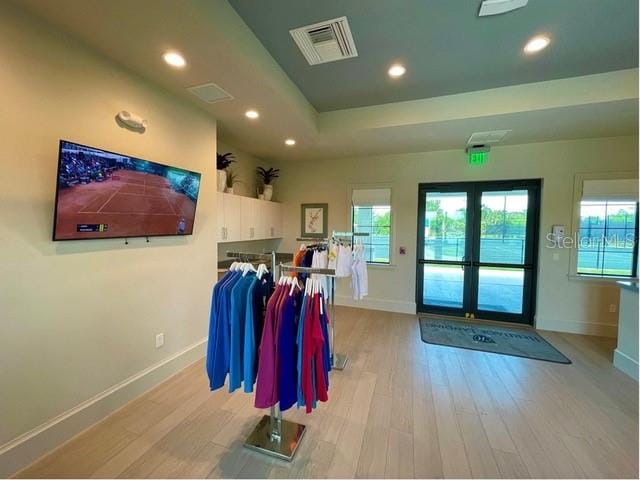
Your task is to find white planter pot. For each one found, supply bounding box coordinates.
[263,184,273,201]
[225,187,234,195]
[217,170,227,192]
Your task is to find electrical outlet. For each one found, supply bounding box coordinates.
[609,304,617,313]
[155,333,164,348]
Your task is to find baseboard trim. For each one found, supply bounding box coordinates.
[535,317,618,338]
[0,337,207,478]
[614,349,639,381]
[335,295,416,314]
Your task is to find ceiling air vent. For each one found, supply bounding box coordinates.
[478,0,528,16]
[467,130,512,145]
[290,16,358,65]
[187,82,233,104]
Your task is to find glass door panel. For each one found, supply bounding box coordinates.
[479,190,529,264]
[476,267,524,314]
[423,264,465,308]
[418,187,472,316]
[424,191,468,261]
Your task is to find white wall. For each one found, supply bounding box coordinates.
[274,135,639,336]
[0,3,217,475]
[614,287,639,380]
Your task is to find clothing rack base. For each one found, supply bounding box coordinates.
[332,353,348,371]
[244,412,306,462]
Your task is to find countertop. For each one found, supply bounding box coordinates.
[617,280,639,293]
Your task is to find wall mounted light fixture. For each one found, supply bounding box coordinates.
[116,111,148,131]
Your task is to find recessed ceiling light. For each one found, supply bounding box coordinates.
[162,51,186,68]
[285,139,296,146]
[245,110,259,119]
[388,64,406,78]
[523,35,550,54]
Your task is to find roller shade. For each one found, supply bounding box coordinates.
[352,188,391,207]
[582,178,638,202]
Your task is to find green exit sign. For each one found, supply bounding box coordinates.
[468,151,488,165]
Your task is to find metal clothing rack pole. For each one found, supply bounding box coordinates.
[295,236,328,242]
[226,250,277,275]
[278,262,347,370]
[332,231,370,237]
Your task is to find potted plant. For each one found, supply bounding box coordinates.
[216,152,235,192]
[225,169,242,194]
[256,167,280,201]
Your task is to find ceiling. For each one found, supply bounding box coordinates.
[228,0,639,112]
[12,0,639,162]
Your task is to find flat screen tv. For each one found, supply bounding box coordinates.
[53,140,202,241]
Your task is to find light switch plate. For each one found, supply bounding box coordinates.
[155,333,164,348]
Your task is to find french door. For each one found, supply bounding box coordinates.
[416,179,541,325]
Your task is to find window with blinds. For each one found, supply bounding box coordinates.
[351,187,392,264]
[577,178,638,277]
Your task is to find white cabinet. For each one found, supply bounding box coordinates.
[263,201,283,239]
[217,192,242,242]
[216,192,226,242]
[218,193,282,243]
[240,197,258,241]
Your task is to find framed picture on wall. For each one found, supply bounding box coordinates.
[300,203,328,238]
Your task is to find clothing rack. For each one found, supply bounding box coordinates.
[278,263,348,371]
[225,251,306,461]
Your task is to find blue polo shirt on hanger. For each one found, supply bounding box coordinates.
[229,272,257,392]
[208,270,242,390]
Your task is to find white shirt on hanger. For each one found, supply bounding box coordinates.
[351,244,368,300]
[335,244,352,278]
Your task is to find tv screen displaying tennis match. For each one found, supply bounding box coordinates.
[53,140,202,241]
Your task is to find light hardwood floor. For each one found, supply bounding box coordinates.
[16,307,639,478]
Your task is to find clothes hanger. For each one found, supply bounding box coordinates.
[242,262,257,276]
[256,263,267,280]
[289,276,299,296]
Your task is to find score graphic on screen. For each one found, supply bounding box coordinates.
[53,140,201,241]
[76,224,108,233]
